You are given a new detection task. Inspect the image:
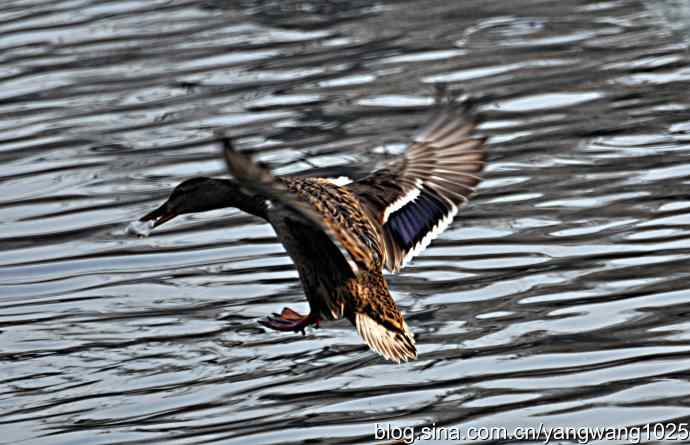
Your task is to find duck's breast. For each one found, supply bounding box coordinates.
[268,212,353,321]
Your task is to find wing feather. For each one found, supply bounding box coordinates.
[221,139,379,274]
[348,101,487,272]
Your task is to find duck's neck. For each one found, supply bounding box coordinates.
[200,178,269,220]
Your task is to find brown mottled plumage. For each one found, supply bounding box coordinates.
[139,101,487,363]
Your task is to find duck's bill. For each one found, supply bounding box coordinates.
[139,203,177,228]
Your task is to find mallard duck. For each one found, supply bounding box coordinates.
[139,100,487,362]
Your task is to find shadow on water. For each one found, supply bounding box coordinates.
[2,0,690,443]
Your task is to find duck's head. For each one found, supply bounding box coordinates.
[140,177,242,228]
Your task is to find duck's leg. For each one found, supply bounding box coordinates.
[259,307,320,334]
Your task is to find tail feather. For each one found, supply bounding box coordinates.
[355,312,416,363]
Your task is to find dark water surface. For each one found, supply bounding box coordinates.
[3,0,690,444]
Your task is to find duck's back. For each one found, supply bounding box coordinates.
[281,177,385,270]
[263,178,381,320]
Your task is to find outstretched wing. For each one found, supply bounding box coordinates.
[221,139,380,274]
[348,102,487,272]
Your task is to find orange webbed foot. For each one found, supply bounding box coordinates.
[259,307,319,335]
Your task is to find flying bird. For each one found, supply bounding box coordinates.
[139,100,487,362]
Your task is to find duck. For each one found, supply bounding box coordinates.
[139,99,487,363]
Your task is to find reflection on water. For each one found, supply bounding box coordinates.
[2,0,690,443]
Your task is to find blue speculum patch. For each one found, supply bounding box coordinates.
[387,188,451,251]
